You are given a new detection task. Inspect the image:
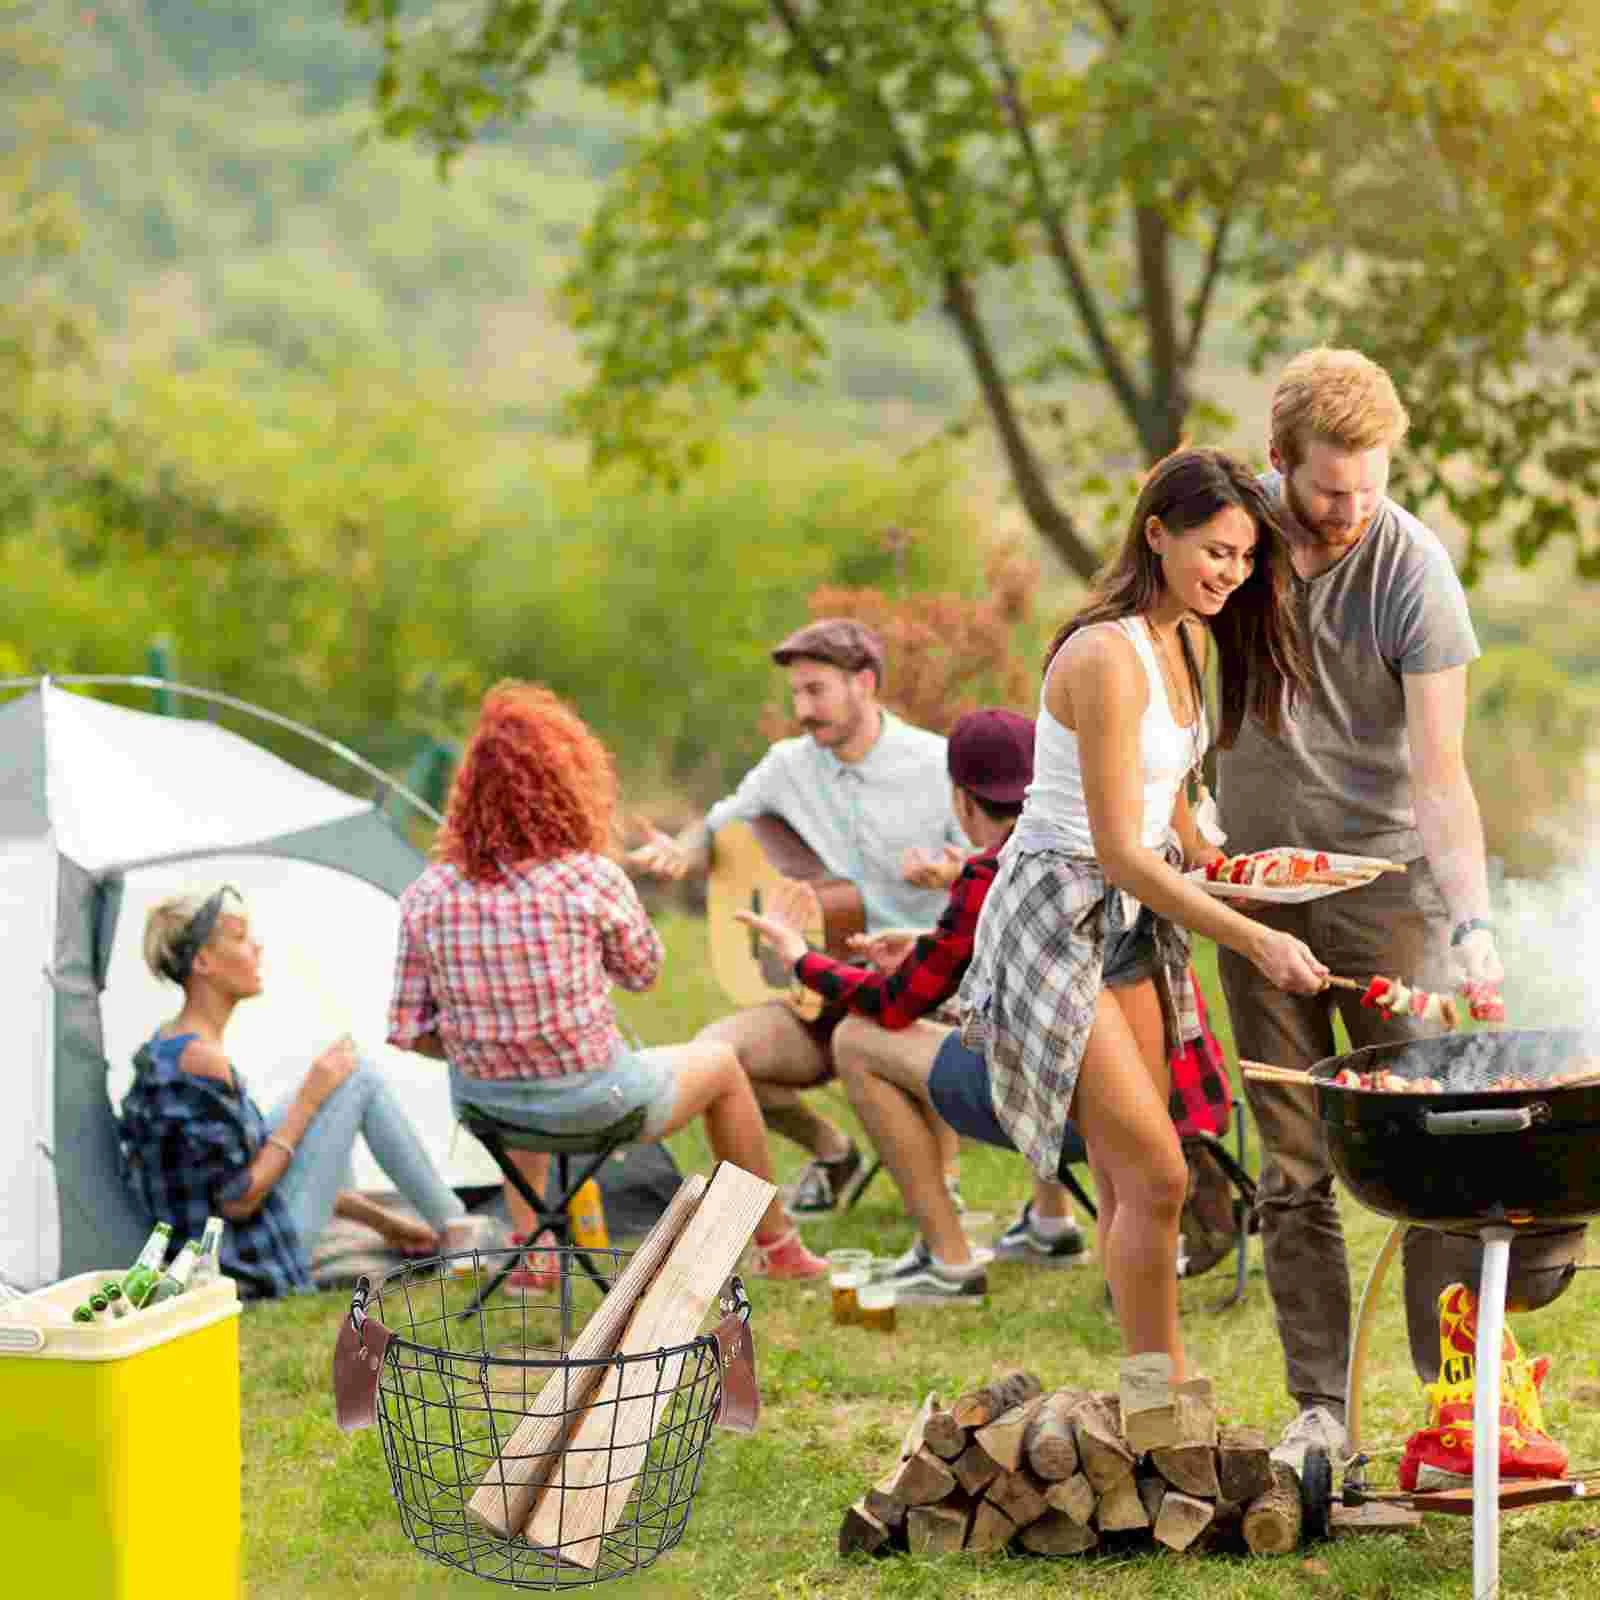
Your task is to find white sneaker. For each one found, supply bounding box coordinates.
[1270,1405,1347,1477]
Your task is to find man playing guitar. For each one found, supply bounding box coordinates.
[628,618,966,1214]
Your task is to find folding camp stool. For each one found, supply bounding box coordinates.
[454,1104,648,1334]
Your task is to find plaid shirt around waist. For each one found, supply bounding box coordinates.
[118,1033,309,1300]
[389,853,663,1081]
[959,841,1200,1183]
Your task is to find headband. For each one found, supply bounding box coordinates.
[164,885,243,985]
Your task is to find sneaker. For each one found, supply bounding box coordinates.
[881,1250,988,1306]
[748,1228,829,1281]
[1271,1405,1348,1478]
[879,1235,993,1278]
[784,1142,865,1216]
[994,1202,1088,1266]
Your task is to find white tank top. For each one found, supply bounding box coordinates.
[1019,617,1206,853]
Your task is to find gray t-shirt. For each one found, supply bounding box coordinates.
[1216,474,1480,861]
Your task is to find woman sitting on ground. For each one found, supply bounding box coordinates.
[120,886,491,1299]
[386,679,827,1283]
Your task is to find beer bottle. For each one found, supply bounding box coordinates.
[191,1216,225,1287]
[121,1220,174,1309]
[567,1179,609,1251]
[72,1303,98,1324]
[100,1280,130,1319]
[145,1239,201,1306]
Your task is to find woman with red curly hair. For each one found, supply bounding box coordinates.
[388,682,826,1283]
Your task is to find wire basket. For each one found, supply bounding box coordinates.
[364,1246,734,1589]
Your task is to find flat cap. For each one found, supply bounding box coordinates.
[770,617,885,680]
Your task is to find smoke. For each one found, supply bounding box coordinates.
[1494,846,1600,1037]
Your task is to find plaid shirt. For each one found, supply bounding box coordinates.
[959,842,1202,1183]
[1169,978,1231,1138]
[389,853,663,1081]
[794,848,999,1028]
[118,1033,309,1300]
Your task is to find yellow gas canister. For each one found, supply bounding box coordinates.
[567,1178,610,1251]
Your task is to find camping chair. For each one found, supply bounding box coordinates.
[454,1104,649,1336]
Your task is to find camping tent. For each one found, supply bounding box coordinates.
[0,676,499,1289]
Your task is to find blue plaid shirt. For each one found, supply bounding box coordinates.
[118,1032,310,1300]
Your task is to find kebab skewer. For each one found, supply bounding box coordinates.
[1325,973,1505,1025]
[1201,848,1403,889]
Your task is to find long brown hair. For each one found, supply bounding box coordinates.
[436,681,617,882]
[1044,448,1307,745]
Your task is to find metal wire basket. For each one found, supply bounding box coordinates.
[363,1246,736,1589]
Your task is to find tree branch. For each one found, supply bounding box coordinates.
[1182,204,1233,369]
[941,267,1101,580]
[1132,203,1184,456]
[975,0,1147,439]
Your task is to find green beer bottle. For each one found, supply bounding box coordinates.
[72,1303,98,1324]
[100,1280,130,1319]
[121,1220,174,1309]
[145,1239,201,1306]
[191,1216,225,1288]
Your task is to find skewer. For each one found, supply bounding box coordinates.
[1239,1059,1317,1086]
[1324,975,1365,992]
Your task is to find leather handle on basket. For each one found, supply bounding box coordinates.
[333,1275,394,1434]
[710,1275,759,1435]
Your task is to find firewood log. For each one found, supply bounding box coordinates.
[1095,1474,1150,1532]
[1216,1425,1273,1504]
[974,1395,1045,1473]
[965,1497,1016,1554]
[921,1404,968,1460]
[1119,1352,1179,1453]
[950,1370,1043,1429]
[1149,1442,1220,1498]
[1069,1394,1135,1492]
[950,1440,1003,1497]
[1153,1490,1216,1552]
[900,1391,945,1460]
[985,1468,1050,1529]
[1192,1498,1247,1555]
[1024,1390,1083,1480]
[1135,1470,1167,1525]
[839,1501,891,1557]
[863,1470,907,1530]
[882,1446,958,1506]
[1241,1460,1302,1555]
[1042,1472,1096,1525]
[1174,1376,1218,1446]
[906,1502,968,1555]
[1020,1510,1100,1555]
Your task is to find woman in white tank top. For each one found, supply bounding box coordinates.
[959,448,1328,1379]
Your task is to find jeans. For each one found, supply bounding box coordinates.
[270,1062,464,1268]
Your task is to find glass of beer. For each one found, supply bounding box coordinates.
[826,1249,872,1325]
[856,1277,897,1333]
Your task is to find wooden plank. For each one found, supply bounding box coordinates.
[520,1163,775,1564]
[1330,1500,1423,1534]
[465,1173,708,1537]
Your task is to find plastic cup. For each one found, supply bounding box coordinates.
[826,1249,872,1325]
[856,1277,897,1333]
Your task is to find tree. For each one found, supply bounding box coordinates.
[345,1,1600,580]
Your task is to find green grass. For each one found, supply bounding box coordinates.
[240,917,1600,1598]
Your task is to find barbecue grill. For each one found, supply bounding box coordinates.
[1303,1027,1600,1597]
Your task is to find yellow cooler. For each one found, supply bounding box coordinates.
[0,1270,242,1598]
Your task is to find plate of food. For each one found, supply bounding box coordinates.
[1187,848,1405,904]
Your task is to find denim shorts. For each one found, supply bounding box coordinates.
[449,1047,679,1141]
[927,1032,1088,1176]
[1102,900,1160,988]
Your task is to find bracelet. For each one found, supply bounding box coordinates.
[266,1135,296,1160]
[1450,917,1493,947]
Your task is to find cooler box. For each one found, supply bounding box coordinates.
[0,1271,242,1598]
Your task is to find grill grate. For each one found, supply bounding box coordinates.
[1315,1027,1600,1094]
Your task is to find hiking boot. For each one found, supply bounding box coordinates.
[1271,1405,1347,1478]
[881,1248,988,1306]
[995,1202,1088,1266]
[784,1142,865,1216]
[748,1228,829,1281]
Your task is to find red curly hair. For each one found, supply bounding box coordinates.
[436,682,617,881]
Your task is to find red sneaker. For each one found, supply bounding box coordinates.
[748,1228,828,1282]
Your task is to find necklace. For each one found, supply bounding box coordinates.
[1143,617,1195,727]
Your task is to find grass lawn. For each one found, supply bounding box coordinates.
[241,916,1600,1598]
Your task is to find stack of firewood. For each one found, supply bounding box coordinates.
[839,1360,1302,1560]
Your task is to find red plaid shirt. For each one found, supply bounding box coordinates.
[1168,977,1232,1138]
[388,853,663,1081]
[794,849,999,1029]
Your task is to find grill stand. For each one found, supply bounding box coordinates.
[1345,1221,1520,1599]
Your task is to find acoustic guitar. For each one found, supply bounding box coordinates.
[705,815,867,1020]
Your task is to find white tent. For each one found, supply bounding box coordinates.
[0,677,494,1290]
